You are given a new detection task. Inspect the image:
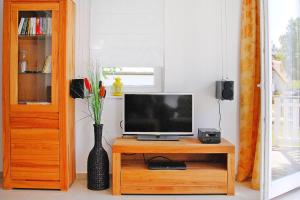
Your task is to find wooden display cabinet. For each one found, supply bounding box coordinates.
[2,0,76,190]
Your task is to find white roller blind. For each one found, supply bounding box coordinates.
[90,0,164,68]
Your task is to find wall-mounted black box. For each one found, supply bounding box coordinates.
[70,79,84,99]
[216,80,234,100]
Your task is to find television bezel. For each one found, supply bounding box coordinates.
[123,93,194,136]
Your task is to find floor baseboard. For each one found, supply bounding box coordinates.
[0,172,111,181]
[76,173,112,180]
[76,173,86,180]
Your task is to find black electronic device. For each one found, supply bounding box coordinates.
[198,128,221,144]
[216,80,234,100]
[147,161,187,170]
[124,93,194,141]
[70,79,84,99]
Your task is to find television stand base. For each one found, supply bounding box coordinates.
[137,135,179,141]
[112,137,235,195]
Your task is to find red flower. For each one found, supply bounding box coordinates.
[84,78,92,92]
[99,86,106,98]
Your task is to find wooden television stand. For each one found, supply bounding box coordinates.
[112,137,235,195]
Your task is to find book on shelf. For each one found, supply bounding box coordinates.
[18,18,25,34]
[42,55,52,73]
[30,17,36,35]
[36,18,41,35]
[40,17,44,34]
[18,17,52,36]
[25,18,30,35]
[20,18,28,35]
[48,18,52,35]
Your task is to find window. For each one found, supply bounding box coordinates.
[103,67,153,86]
[101,66,162,92]
[90,0,164,92]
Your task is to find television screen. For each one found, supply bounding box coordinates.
[124,94,193,135]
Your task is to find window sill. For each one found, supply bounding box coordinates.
[106,95,123,99]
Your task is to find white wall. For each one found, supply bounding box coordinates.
[74,0,241,173]
[164,0,241,164]
[0,0,241,173]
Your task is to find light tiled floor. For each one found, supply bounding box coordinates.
[0,178,260,200]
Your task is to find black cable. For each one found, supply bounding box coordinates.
[144,155,173,165]
[143,153,147,165]
[120,120,123,129]
[103,136,112,149]
[148,156,173,162]
[123,153,136,155]
[218,99,222,131]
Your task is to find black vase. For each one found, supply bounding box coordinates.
[87,124,109,190]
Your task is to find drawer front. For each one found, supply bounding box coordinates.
[122,170,227,186]
[121,162,228,194]
[10,113,59,129]
[10,129,60,181]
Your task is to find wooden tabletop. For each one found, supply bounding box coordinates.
[112,137,235,154]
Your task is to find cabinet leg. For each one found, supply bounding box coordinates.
[112,153,121,195]
[227,152,235,195]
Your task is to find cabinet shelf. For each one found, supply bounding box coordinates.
[122,159,227,171]
[18,35,52,40]
[18,101,51,105]
[18,71,51,74]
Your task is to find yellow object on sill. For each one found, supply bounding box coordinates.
[112,77,123,96]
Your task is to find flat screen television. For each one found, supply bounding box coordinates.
[123,93,194,140]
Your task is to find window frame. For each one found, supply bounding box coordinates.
[103,66,163,93]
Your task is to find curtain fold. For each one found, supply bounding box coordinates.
[237,0,261,190]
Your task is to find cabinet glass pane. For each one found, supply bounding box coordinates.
[18,11,52,104]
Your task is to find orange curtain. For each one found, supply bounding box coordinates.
[237,0,261,190]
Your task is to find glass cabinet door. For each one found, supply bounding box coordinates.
[18,11,52,104]
[10,4,59,110]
